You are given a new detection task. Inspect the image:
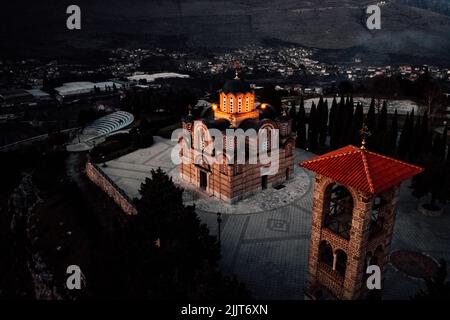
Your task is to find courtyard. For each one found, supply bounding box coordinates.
[99,136,450,299]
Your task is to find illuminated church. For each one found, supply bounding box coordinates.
[179,73,296,203]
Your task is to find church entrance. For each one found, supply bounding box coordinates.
[261,175,268,190]
[200,170,207,190]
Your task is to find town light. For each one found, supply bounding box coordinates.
[261,103,267,109]
[212,103,218,110]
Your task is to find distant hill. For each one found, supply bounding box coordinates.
[394,0,450,16]
[1,0,450,65]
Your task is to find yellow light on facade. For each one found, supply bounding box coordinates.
[212,104,218,110]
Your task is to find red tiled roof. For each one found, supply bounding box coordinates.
[299,145,424,194]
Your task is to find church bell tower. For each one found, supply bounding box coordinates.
[299,133,423,300]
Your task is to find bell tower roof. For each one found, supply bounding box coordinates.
[299,145,423,194]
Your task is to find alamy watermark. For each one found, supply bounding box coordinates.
[66,5,81,30]
[66,264,85,290]
[366,265,382,290]
[171,127,281,176]
[366,4,382,30]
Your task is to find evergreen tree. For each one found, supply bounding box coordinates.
[328,97,338,145]
[319,99,329,145]
[441,123,448,159]
[316,97,324,145]
[432,133,442,158]
[412,153,449,209]
[375,100,388,153]
[406,109,415,159]
[331,95,345,149]
[367,97,376,134]
[127,168,249,299]
[296,97,307,149]
[389,109,398,155]
[342,95,354,146]
[410,115,422,161]
[432,123,448,159]
[308,102,319,151]
[351,102,364,146]
[420,112,432,156]
[289,101,297,129]
[398,112,411,159]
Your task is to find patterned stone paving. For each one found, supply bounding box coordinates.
[100,136,450,300]
[390,250,438,279]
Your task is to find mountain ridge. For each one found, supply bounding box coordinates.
[1,1,450,65]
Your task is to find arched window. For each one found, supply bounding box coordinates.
[222,96,227,112]
[225,135,235,151]
[200,130,206,152]
[372,245,383,266]
[319,241,333,267]
[370,195,385,238]
[238,96,242,113]
[245,96,250,112]
[323,183,353,240]
[260,127,272,154]
[229,96,234,113]
[335,250,347,277]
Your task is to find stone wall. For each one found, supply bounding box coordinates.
[85,162,137,215]
[180,147,295,204]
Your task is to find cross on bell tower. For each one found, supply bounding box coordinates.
[300,145,423,300]
[360,124,371,150]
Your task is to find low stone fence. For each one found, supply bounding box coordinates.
[85,161,137,215]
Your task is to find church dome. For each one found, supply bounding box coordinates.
[222,78,251,94]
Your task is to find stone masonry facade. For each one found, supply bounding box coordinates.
[306,174,399,300]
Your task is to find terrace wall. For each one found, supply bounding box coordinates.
[85,161,137,215]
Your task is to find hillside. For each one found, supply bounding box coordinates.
[1,0,450,65]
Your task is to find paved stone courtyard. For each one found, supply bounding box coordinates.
[100,136,450,300]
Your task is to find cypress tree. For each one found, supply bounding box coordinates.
[440,123,448,159]
[389,109,398,155]
[331,95,345,149]
[367,97,376,134]
[319,99,329,145]
[407,109,415,160]
[421,111,432,156]
[329,97,338,141]
[351,102,364,146]
[432,133,442,158]
[375,100,388,153]
[316,97,324,146]
[410,114,422,162]
[296,97,307,149]
[343,96,354,145]
[289,101,297,129]
[308,102,319,151]
[398,112,410,159]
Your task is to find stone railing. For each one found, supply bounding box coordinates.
[85,161,137,215]
[317,262,344,298]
